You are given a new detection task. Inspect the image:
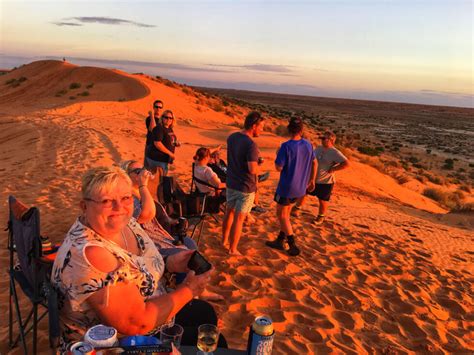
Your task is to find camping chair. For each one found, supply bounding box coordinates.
[7,196,60,354]
[157,175,211,245]
[191,163,226,219]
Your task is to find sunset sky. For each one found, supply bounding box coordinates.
[1,0,472,107]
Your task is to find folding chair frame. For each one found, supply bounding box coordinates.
[7,196,59,354]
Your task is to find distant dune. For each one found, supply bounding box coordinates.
[0,60,472,354]
[0,60,149,110]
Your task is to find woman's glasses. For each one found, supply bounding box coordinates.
[84,196,133,208]
[163,116,173,120]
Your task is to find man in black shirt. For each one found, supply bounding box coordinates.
[144,99,163,166]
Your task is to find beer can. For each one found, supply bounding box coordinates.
[69,341,96,355]
[247,315,274,355]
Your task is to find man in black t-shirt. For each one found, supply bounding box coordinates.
[146,110,179,175]
[144,99,163,166]
[222,111,265,256]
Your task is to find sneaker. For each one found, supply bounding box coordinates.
[265,233,286,250]
[251,205,266,213]
[312,215,325,226]
[286,235,300,256]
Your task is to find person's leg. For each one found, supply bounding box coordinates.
[222,207,235,248]
[266,200,288,250]
[228,211,247,255]
[319,199,328,216]
[278,204,293,236]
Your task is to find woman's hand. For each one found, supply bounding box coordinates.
[180,270,211,298]
[166,250,194,273]
[138,169,151,187]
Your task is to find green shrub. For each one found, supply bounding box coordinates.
[86,83,94,89]
[212,103,224,112]
[55,89,68,96]
[357,146,380,156]
[78,91,89,97]
[69,96,76,100]
[442,158,454,170]
[182,87,191,95]
[450,202,474,214]
[423,188,464,209]
[69,82,81,90]
[118,98,126,102]
[18,76,27,83]
[5,78,16,85]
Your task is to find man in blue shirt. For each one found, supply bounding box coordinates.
[266,117,316,256]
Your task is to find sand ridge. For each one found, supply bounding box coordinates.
[0,61,472,354]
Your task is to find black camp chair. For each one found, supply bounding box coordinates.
[7,195,60,354]
[157,174,214,245]
[191,163,226,219]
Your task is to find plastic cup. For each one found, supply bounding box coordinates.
[160,324,184,349]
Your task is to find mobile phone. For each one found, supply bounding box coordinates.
[187,251,212,275]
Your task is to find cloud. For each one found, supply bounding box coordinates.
[54,16,155,28]
[55,56,233,74]
[52,22,83,27]
[207,63,295,73]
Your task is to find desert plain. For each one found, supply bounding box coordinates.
[0,60,472,354]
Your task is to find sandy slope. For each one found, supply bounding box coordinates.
[0,61,472,354]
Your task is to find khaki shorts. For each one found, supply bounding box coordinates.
[226,188,255,214]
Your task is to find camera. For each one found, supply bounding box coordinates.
[187,251,212,275]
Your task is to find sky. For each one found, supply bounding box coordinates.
[1,0,473,107]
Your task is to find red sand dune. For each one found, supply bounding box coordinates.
[0,61,472,354]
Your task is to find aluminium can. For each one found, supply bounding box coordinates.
[69,341,96,355]
[247,315,274,355]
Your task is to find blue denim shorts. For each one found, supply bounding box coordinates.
[146,158,169,175]
[226,188,255,214]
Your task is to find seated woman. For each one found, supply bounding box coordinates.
[51,166,225,349]
[121,159,224,301]
[193,147,226,196]
[120,159,197,253]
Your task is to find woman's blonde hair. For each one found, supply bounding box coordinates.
[161,110,175,128]
[82,166,132,199]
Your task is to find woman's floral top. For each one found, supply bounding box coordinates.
[51,217,170,347]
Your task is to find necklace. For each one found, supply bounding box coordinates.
[121,229,129,251]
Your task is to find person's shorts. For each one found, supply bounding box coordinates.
[274,193,298,206]
[226,188,255,214]
[308,183,334,201]
[146,158,169,175]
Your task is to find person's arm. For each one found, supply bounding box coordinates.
[307,159,317,192]
[154,141,175,159]
[85,247,209,335]
[328,159,349,173]
[152,126,175,159]
[210,174,226,189]
[247,142,259,175]
[274,143,286,172]
[149,114,157,132]
[136,170,156,224]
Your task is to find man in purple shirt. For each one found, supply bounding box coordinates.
[222,111,265,255]
[266,117,316,256]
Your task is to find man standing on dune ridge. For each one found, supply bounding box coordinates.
[144,99,163,166]
[295,130,349,225]
[222,111,265,255]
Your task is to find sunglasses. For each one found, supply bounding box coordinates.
[154,105,163,109]
[163,116,173,120]
[129,167,143,175]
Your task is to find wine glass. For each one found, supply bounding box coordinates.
[197,324,219,355]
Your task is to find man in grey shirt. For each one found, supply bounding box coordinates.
[296,130,349,225]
